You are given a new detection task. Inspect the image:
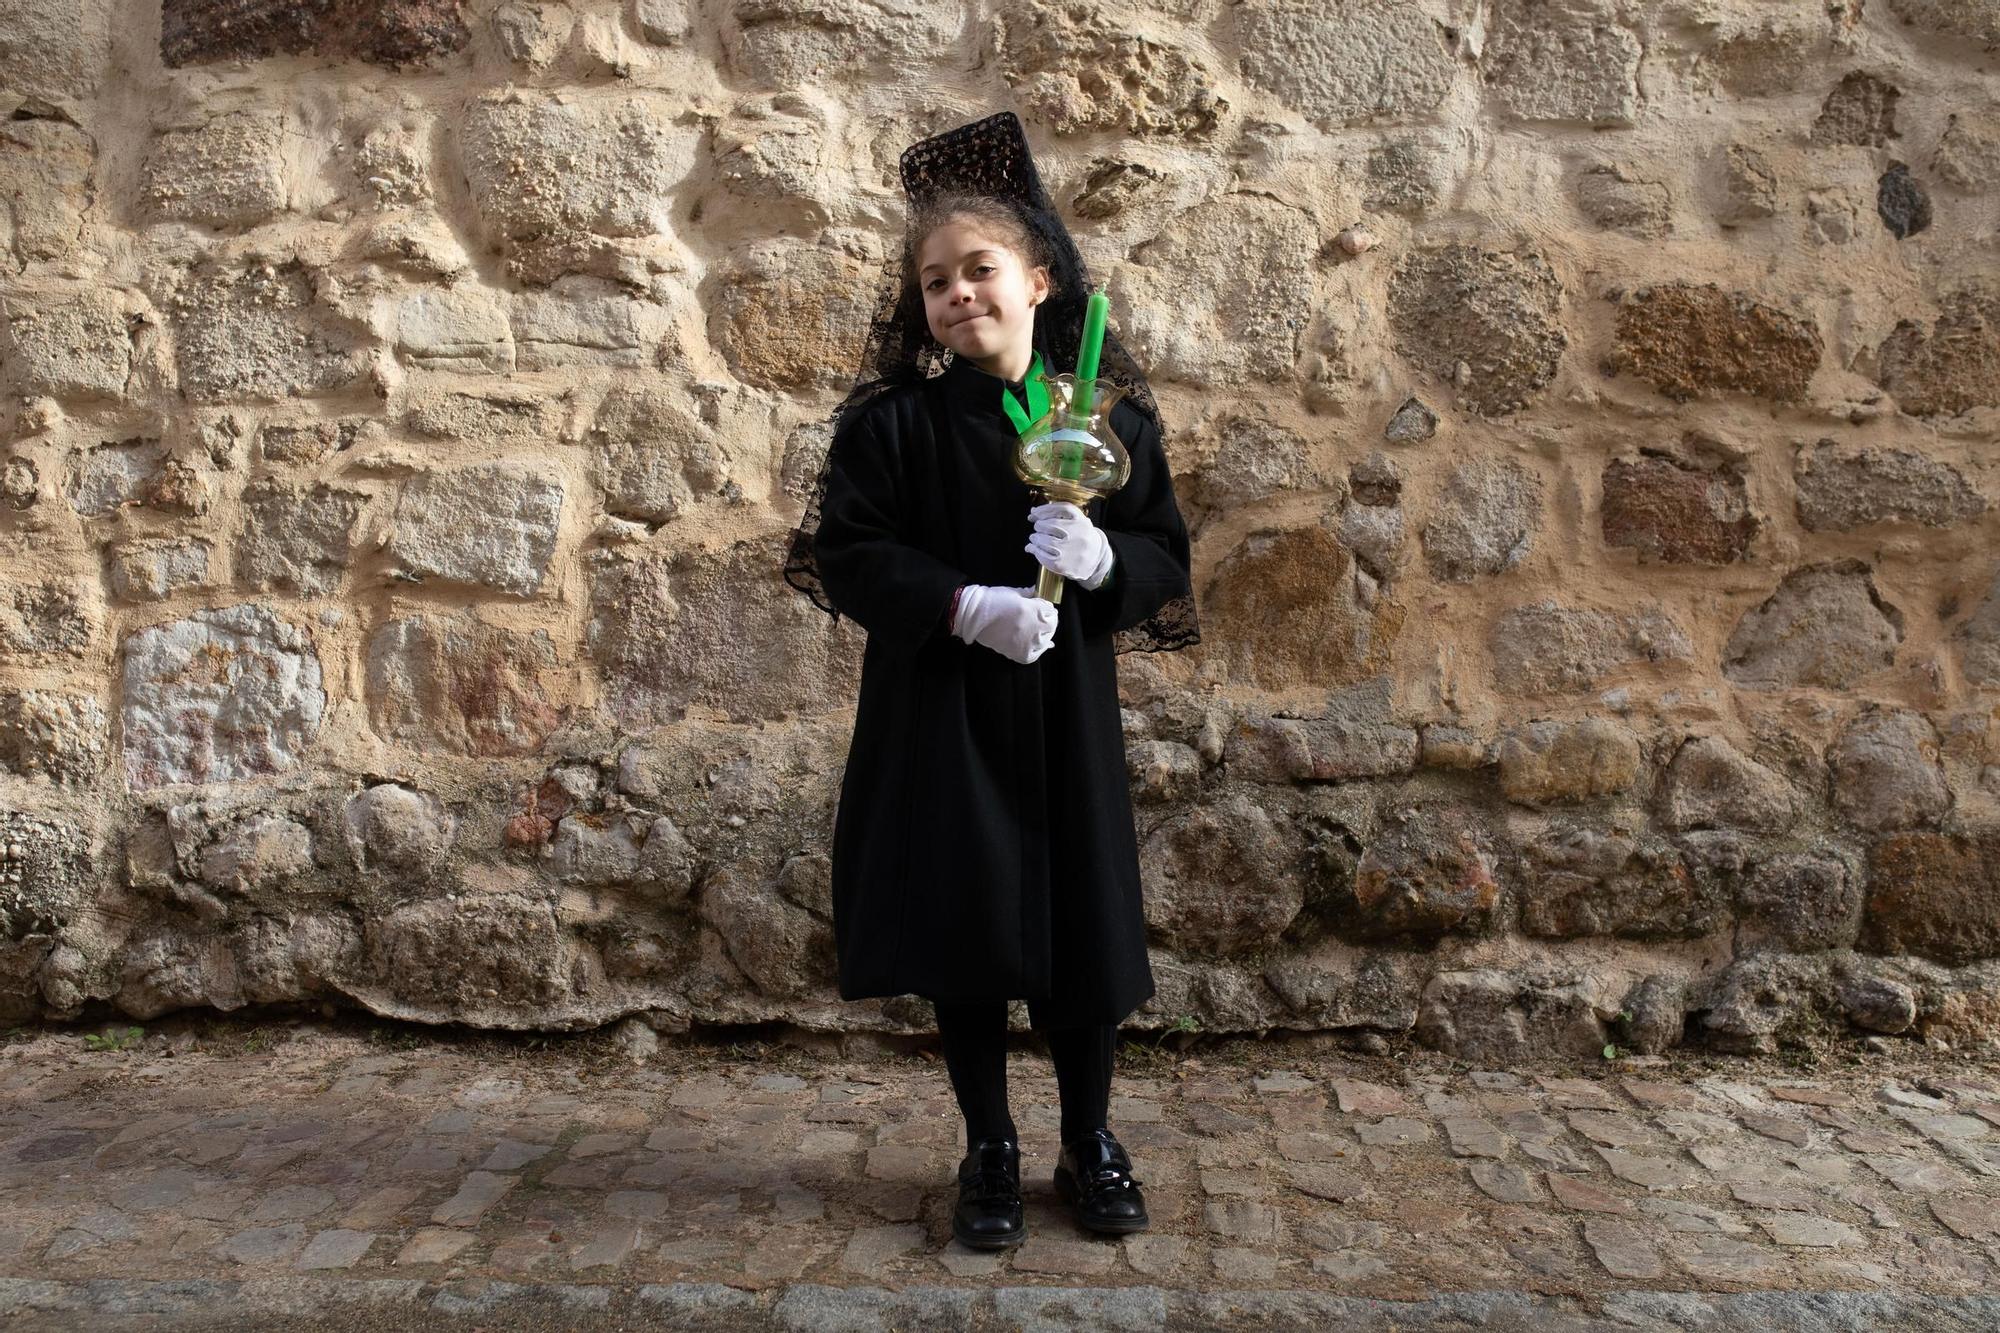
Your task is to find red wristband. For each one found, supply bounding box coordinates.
[947,584,965,634]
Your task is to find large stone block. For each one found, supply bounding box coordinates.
[1516,823,1715,939]
[121,605,325,790]
[1198,527,1400,692]
[1736,851,1862,953]
[1488,600,1690,696]
[0,0,112,107]
[65,438,168,519]
[367,613,563,757]
[0,284,140,400]
[1862,827,2000,966]
[344,783,455,876]
[0,810,91,942]
[588,539,860,726]
[1235,0,1453,127]
[0,691,107,787]
[388,463,563,595]
[1794,440,1984,531]
[1827,707,1951,833]
[139,108,290,229]
[1722,561,1903,689]
[362,894,566,1013]
[1421,458,1544,581]
[1956,568,2000,687]
[160,0,470,69]
[1387,245,1566,417]
[1140,793,1307,955]
[1874,283,2000,417]
[1483,0,1640,126]
[0,584,95,662]
[237,481,365,597]
[1495,718,1642,805]
[697,864,832,998]
[394,286,513,373]
[1600,454,1756,565]
[457,90,700,287]
[0,114,95,267]
[1416,968,1609,1061]
[719,0,957,86]
[168,259,369,404]
[588,383,739,524]
[1347,804,1500,939]
[999,0,1226,138]
[1601,283,1821,403]
[705,241,875,393]
[109,539,213,602]
[1657,736,1798,834]
[1109,195,1316,388]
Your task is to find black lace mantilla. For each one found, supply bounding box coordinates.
[781,111,1200,658]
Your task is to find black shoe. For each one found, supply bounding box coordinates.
[951,1136,1026,1250]
[1053,1128,1149,1234]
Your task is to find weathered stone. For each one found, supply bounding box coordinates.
[1836,968,1918,1034]
[1932,111,2000,193]
[1658,737,1798,834]
[1000,1,1225,138]
[1421,458,1543,581]
[719,0,955,87]
[1223,713,1418,783]
[1383,397,1438,443]
[1,584,95,661]
[0,0,111,107]
[706,241,875,393]
[1388,245,1565,417]
[1957,570,2000,686]
[1127,740,1201,804]
[1484,0,1641,126]
[344,783,454,877]
[1876,162,1933,239]
[1261,952,1420,1030]
[1697,21,1821,98]
[1875,283,2000,417]
[1365,137,1446,215]
[589,540,858,727]
[1198,528,1400,691]
[1577,165,1669,236]
[1234,0,1452,126]
[1601,283,1821,402]
[1071,158,1169,219]
[1141,793,1306,955]
[1805,188,1863,246]
[457,90,699,287]
[0,284,139,400]
[1863,828,2000,966]
[1188,417,1320,513]
[588,384,739,524]
[0,811,90,944]
[1417,969,1609,1061]
[1693,952,1831,1054]
[1828,708,1950,833]
[0,115,96,266]
[1348,804,1499,939]
[1722,561,1903,689]
[1812,70,1899,147]
[198,813,313,894]
[1518,824,1714,939]
[363,895,564,1012]
[0,692,107,786]
[367,613,563,758]
[237,481,365,597]
[168,259,368,404]
[1714,143,1780,224]
[512,279,677,369]
[1495,718,1642,805]
[394,287,513,373]
[1489,601,1689,695]
[109,539,213,602]
[1601,454,1756,565]
[1111,195,1317,388]
[404,390,569,447]
[633,0,690,45]
[388,463,562,595]
[160,0,470,68]
[65,438,167,519]
[1795,440,1982,532]
[121,605,325,789]
[139,108,289,228]
[1618,973,1687,1055]
[1887,0,2000,42]
[1740,853,1863,953]
[697,864,832,998]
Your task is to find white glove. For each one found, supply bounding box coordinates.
[1025,501,1114,589]
[952,584,1057,664]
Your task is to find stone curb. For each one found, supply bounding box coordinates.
[2,1278,1997,1331]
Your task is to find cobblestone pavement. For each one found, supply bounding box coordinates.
[1,1018,1998,1330]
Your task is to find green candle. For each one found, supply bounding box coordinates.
[1075,288,1108,385]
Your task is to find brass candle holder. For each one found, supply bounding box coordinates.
[1013,372,1131,604]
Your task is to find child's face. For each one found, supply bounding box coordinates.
[917,218,1050,375]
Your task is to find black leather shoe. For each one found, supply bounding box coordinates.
[951,1136,1026,1250]
[1053,1128,1149,1234]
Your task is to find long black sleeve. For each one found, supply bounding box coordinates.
[812,405,970,652]
[1072,408,1193,638]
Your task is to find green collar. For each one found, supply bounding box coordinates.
[997,351,1049,436]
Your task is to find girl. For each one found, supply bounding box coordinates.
[783,112,1200,1251]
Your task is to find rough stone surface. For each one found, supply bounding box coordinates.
[1234,1,1454,127]
[1141,794,1307,955]
[1827,708,1951,833]
[237,483,365,597]
[1863,829,2000,966]
[1484,0,1641,126]
[1000,1,1226,139]
[1387,245,1566,417]
[1600,454,1755,565]
[367,613,563,757]
[160,0,471,69]
[1874,283,2000,417]
[1722,562,1904,690]
[1197,528,1400,692]
[1488,600,1689,695]
[388,464,563,595]
[1794,440,1983,531]
[1601,283,1821,402]
[1421,459,1543,582]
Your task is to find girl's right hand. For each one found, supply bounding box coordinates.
[952,584,1057,664]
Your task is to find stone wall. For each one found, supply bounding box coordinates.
[1,0,1997,1059]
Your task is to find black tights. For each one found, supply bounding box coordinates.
[931,998,1115,1149]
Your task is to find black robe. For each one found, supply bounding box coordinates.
[811,354,1194,1029]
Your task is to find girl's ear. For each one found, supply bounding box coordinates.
[1030,265,1051,306]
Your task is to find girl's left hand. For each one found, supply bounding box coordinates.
[1025,500,1110,582]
